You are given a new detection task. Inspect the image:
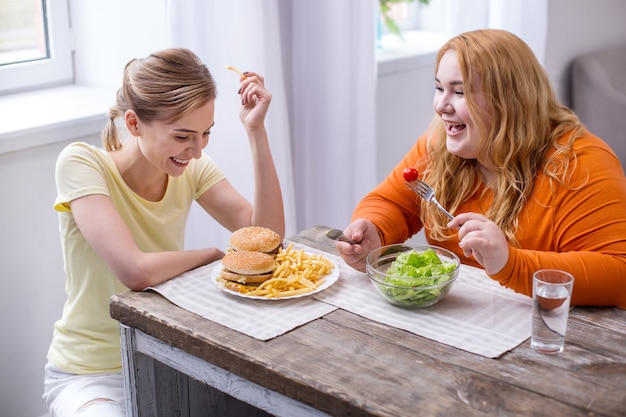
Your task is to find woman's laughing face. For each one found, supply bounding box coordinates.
[433,49,488,160]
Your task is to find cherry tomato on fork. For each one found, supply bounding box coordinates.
[402,167,419,182]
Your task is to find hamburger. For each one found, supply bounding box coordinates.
[220,250,276,292]
[229,226,282,256]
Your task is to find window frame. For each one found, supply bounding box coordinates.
[0,0,73,96]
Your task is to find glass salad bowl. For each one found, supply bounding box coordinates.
[366,244,460,309]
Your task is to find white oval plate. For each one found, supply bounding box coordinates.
[212,260,339,300]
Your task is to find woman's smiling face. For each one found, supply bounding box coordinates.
[433,49,488,160]
[136,100,215,177]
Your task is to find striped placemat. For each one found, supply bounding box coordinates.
[302,244,532,358]
[147,261,337,341]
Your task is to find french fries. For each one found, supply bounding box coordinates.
[244,243,334,298]
[225,65,247,79]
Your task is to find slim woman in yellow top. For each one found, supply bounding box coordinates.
[43,48,284,416]
[337,29,626,309]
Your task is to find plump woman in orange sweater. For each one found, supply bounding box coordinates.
[337,29,626,308]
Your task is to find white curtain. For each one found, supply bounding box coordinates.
[488,0,548,64]
[167,0,378,248]
[447,0,548,64]
[285,1,378,231]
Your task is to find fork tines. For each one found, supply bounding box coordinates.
[405,180,428,197]
[405,180,455,220]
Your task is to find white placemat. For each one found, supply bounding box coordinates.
[146,262,338,341]
[299,244,532,358]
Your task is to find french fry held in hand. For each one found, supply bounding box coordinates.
[245,243,334,298]
[225,65,247,79]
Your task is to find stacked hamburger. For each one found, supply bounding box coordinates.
[220,226,282,293]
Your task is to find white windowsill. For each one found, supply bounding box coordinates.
[0,85,115,154]
[376,30,447,74]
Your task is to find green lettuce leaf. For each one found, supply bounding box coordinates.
[380,249,456,306]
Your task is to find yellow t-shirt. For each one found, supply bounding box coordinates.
[48,142,225,374]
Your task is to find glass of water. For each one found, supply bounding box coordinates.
[531,269,575,354]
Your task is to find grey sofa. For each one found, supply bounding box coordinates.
[571,44,626,167]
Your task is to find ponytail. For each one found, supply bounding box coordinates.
[101,105,122,151]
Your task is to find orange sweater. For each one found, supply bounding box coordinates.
[353,131,626,308]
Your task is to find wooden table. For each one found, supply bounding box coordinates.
[110,225,626,417]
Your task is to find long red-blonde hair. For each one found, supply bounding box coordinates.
[421,29,585,245]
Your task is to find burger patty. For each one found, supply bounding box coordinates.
[222,280,259,294]
[220,250,276,285]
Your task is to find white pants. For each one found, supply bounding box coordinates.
[43,362,127,417]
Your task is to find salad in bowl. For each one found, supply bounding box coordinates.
[366,244,460,308]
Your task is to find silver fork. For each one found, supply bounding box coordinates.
[406,180,455,220]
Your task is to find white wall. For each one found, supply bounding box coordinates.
[0,135,101,417]
[544,0,626,104]
[3,1,626,416]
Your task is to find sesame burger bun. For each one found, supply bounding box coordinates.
[220,250,276,284]
[230,226,281,254]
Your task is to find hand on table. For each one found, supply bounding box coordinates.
[335,218,382,272]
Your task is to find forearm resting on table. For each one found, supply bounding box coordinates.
[115,248,222,291]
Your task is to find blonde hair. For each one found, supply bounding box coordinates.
[422,29,585,245]
[102,48,217,151]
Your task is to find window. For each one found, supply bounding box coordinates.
[0,0,73,95]
[379,0,446,37]
[377,0,448,58]
[379,1,419,36]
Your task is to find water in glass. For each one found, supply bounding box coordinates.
[531,284,571,354]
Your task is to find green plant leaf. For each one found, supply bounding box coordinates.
[379,0,431,38]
